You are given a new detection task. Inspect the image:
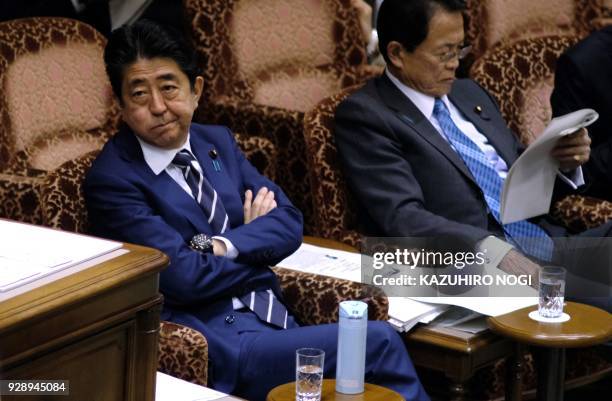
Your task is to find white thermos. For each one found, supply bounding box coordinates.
[335,300,368,394]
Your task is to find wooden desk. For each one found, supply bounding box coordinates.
[0,243,168,401]
[488,302,612,401]
[267,379,404,401]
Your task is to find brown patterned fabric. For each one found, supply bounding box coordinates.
[552,194,612,232]
[233,132,277,181]
[464,0,603,69]
[158,321,209,386]
[470,34,612,230]
[274,267,388,326]
[470,346,612,400]
[0,17,120,224]
[303,85,365,248]
[184,0,382,233]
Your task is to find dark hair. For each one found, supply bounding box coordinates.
[377,0,466,64]
[104,19,199,101]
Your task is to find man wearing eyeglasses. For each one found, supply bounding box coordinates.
[335,0,612,299]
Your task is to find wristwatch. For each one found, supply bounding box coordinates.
[190,233,214,253]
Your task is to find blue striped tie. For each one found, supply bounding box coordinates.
[433,98,553,261]
[239,289,288,329]
[172,150,229,234]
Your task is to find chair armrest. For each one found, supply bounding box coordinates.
[273,267,388,326]
[158,321,209,386]
[551,195,612,232]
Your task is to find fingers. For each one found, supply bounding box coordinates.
[243,189,253,224]
[551,128,591,168]
[244,187,277,223]
[554,128,590,148]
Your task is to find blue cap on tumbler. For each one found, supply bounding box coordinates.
[335,300,368,394]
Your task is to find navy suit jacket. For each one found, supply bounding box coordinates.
[334,75,568,249]
[84,123,303,392]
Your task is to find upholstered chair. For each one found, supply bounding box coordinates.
[39,137,388,386]
[0,17,120,224]
[464,0,603,68]
[183,0,382,233]
[302,85,364,249]
[470,34,612,231]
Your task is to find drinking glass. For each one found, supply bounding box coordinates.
[296,348,324,401]
[538,266,566,318]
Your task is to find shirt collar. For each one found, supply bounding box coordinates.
[385,68,452,120]
[136,132,193,175]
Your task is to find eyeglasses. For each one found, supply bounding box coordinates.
[436,45,472,63]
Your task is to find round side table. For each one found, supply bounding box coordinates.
[266,379,405,401]
[488,302,612,401]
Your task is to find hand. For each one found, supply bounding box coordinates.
[551,128,591,171]
[498,249,540,289]
[212,238,227,256]
[243,187,277,224]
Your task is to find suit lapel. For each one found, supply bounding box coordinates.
[114,127,214,233]
[377,76,477,183]
[449,87,518,167]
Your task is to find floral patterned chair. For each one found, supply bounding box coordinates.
[0,17,120,225]
[39,138,388,386]
[183,0,382,233]
[303,85,364,249]
[463,0,603,70]
[470,34,612,232]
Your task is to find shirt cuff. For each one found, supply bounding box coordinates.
[212,236,239,259]
[557,166,584,189]
[476,236,514,269]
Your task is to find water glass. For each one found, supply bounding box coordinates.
[538,266,566,318]
[296,348,324,401]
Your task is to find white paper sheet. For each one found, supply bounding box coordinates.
[155,372,229,401]
[500,109,599,224]
[0,220,122,291]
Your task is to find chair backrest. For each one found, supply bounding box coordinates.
[470,35,580,145]
[183,0,368,112]
[0,17,120,173]
[465,0,599,63]
[303,85,364,248]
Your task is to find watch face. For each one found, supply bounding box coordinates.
[190,234,212,252]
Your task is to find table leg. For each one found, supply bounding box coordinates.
[449,380,467,401]
[505,343,525,401]
[536,347,566,401]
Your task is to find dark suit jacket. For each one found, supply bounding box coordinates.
[84,123,303,392]
[334,75,568,249]
[551,25,612,200]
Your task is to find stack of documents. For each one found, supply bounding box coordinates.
[278,243,538,333]
[0,220,122,292]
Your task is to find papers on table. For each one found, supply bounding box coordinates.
[500,109,599,224]
[387,297,448,332]
[0,220,122,292]
[156,372,230,401]
[276,243,362,282]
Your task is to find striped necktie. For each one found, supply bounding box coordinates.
[239,289,288,329]
[433,98,554,261]
[172,150,229,234]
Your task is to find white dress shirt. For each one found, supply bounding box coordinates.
[135,133,238,259]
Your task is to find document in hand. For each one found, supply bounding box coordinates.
[500,109,599,224]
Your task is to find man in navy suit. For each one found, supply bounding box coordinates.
[84,20,429,401]
[335,0,612,307]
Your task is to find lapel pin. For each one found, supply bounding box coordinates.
[474,105,483,114]
[473,105,490,121]
[209,149,221,172]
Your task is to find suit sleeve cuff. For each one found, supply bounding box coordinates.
[212,236,239,259]
[477,236,514,268]
[557,166,584,189]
